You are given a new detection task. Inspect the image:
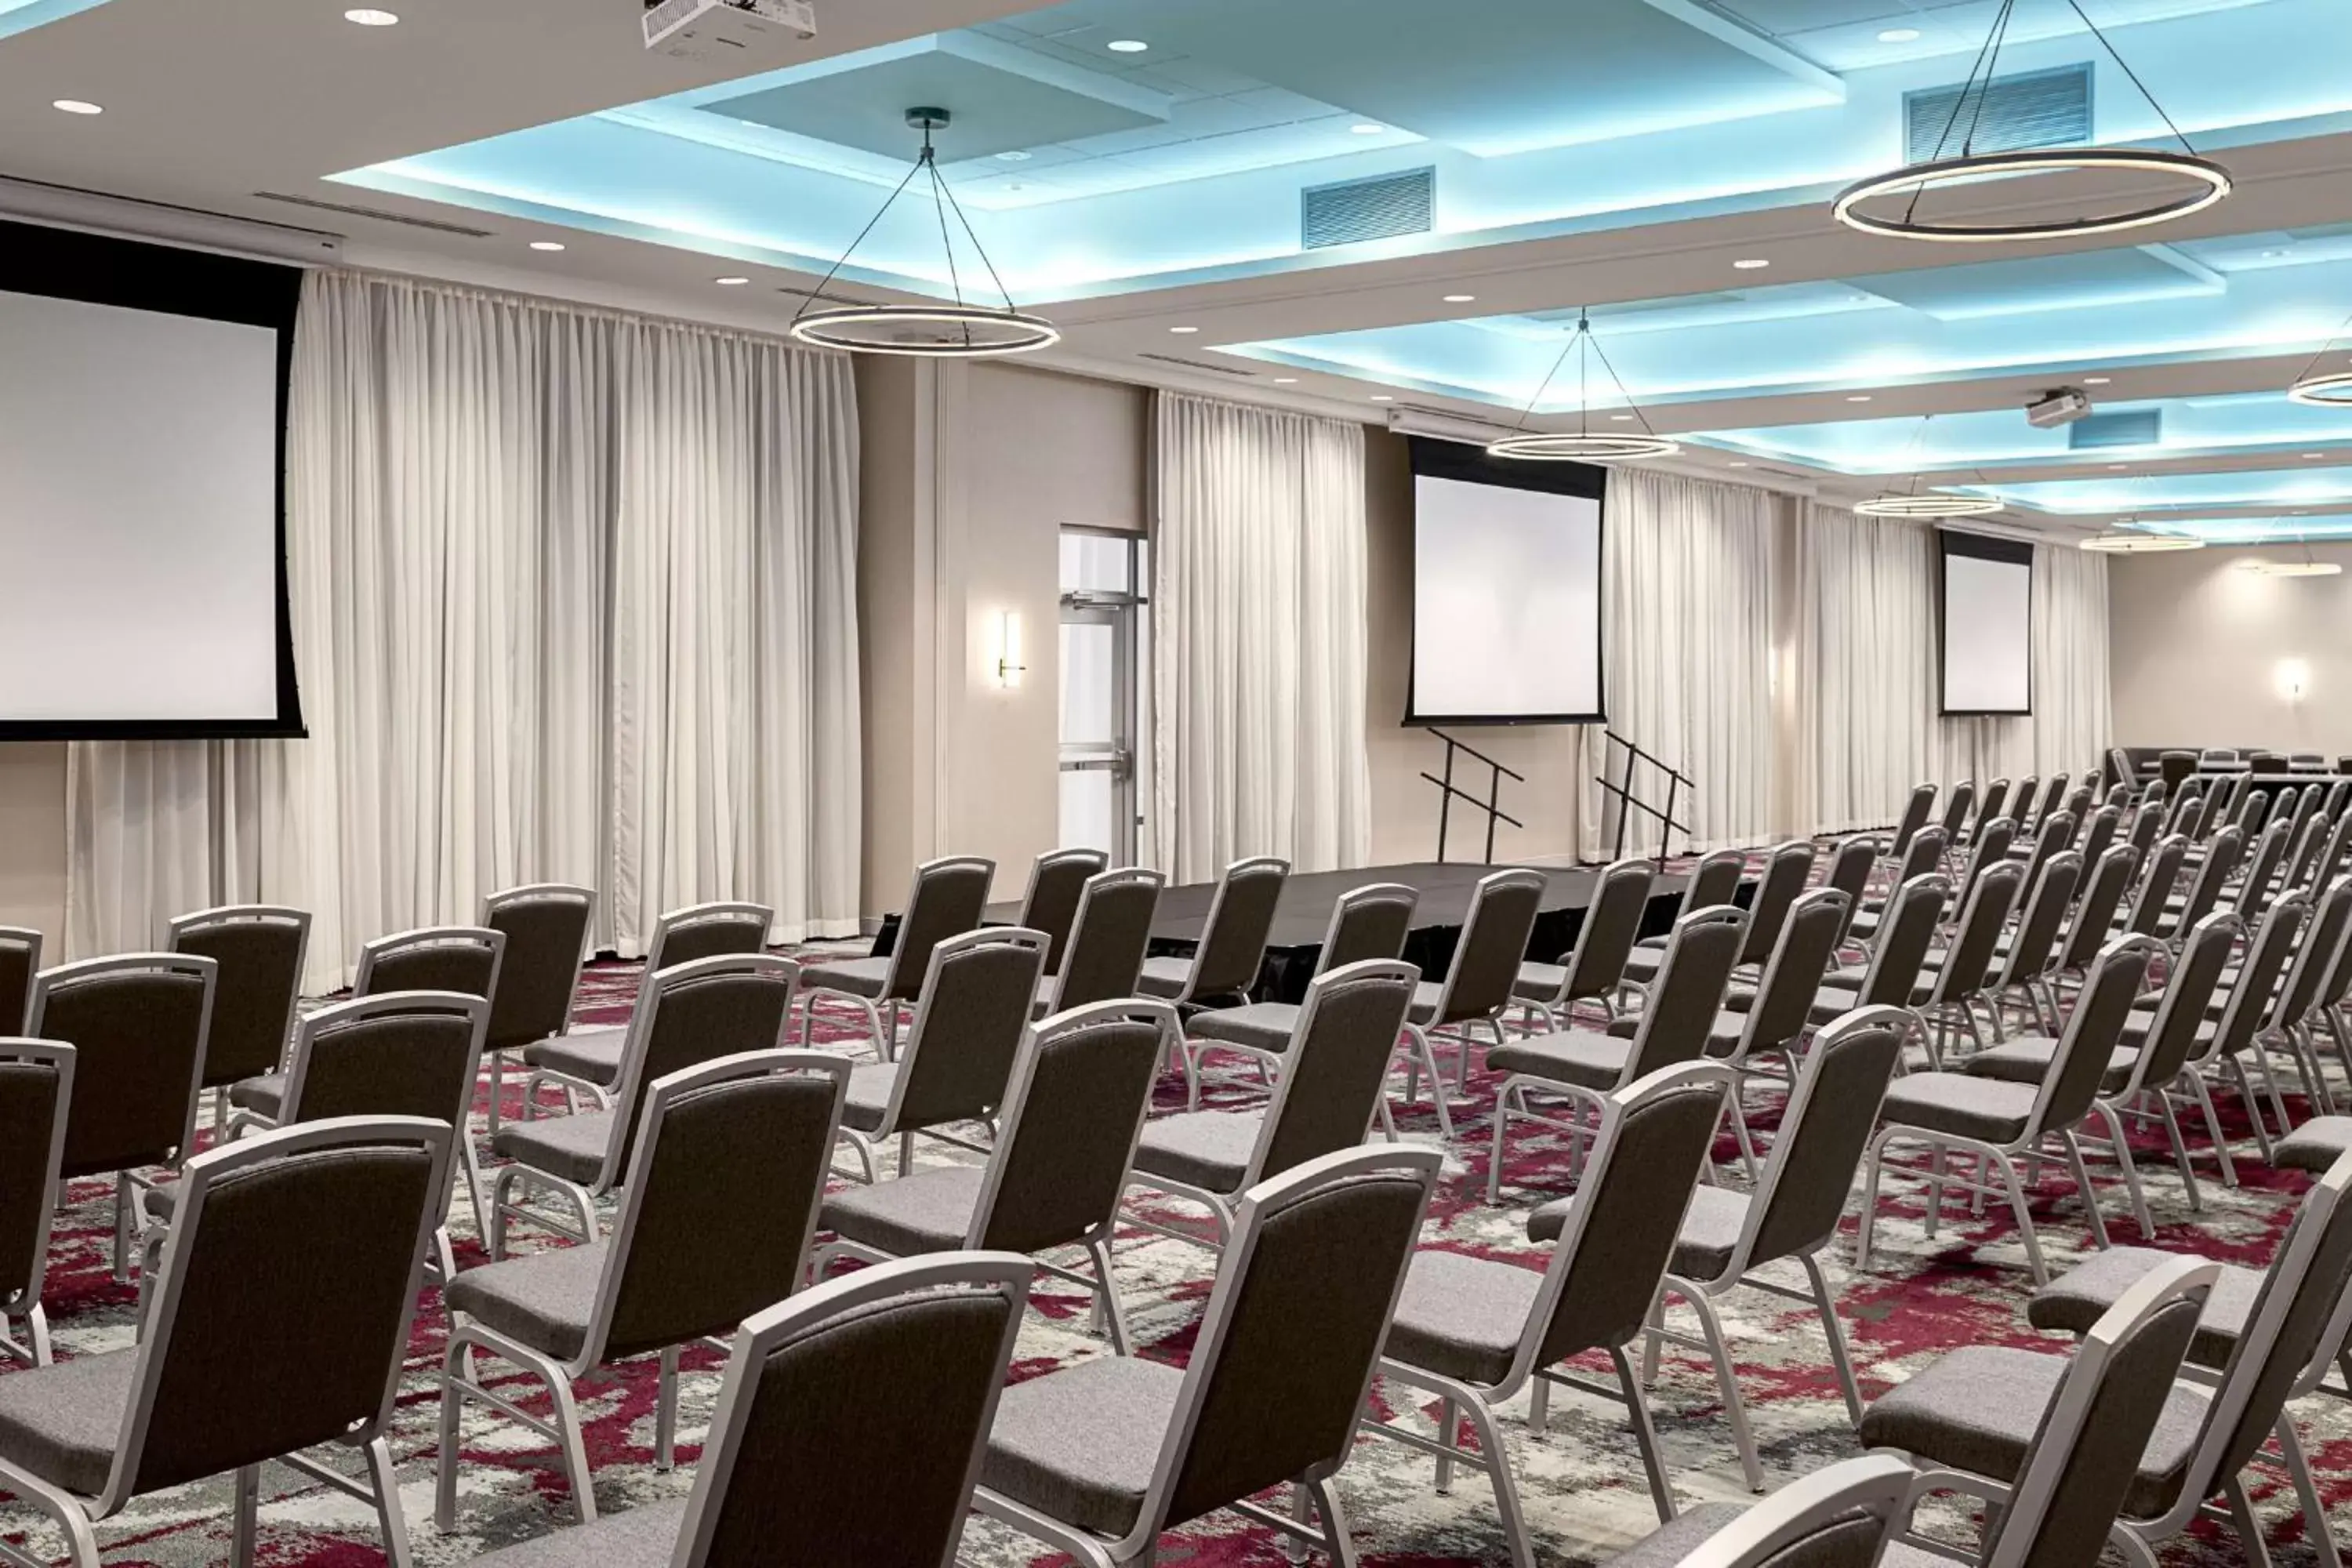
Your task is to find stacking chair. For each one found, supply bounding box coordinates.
[167,906,307,1134]
[2010,777,2043,835]
[2199,891,2313,1160]
[1761,872,1949,1036]
[25,954,215,1281]
[2043,841,2138,1003]
[1128,960,1420,1243]
[1947,816,2016,920]
[1730,840,1817,977]
[1527,1009,1907,1491]
[2121,832,2191,939]
[1964,778,2013,849]
[800,854,993,1057]
[442,1051,847,1523]
[1135,854,1288,1011]
[2071,803,2121,885]
[1181,880,1415,1073]
[1511,856,1654,1025]
[2122,799,2165,874]
[521,898,770,1115]
[354,923,503,999]
[478,882,596,1135]
[2165,822,2247,942]
[1031,867,1163,1018]
[1844,826,1946,951]
[1980,849,2082,1036]
[0,929,36,1034]
[463,1253,1032,1568]
[2252,873,2352,1119]
[1933,779,1976,851]
[833,927,1046,1181]
[488,953,799,1250]
[1857,936,2159,1286]
[1485,906,1745,1200]
[2223,816,2294,927]
[1621,846,1745,988]
[1367,1064,1733,1561]
[1817,833,1878,949]
[2032,772,2074,833]
[2162,778,2205,837]
[1597,1453,1917,1568]
[2158,750,2198,795]
[817,1000,1171,1352]
[975,1144,1442,1568]
[2008,808,2075,899]
[0,1116,451,1568]
[0,1040,72,1367]
[1828,857,2023,1065]
[1886,782,1936,868]
[1403,866,1546,1103]
[1017,846,1109,972]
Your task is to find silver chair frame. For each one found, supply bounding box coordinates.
[1403,866,1547,1120]
[480,882,597,1133]
[167,904,310,1137]
[353,923,506,1000]
[0,1039,74,1367]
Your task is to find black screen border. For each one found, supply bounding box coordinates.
[1937,528,2036,720]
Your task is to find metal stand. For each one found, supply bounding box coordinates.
[1421,730,1525,863]
[1597,731,1694,869]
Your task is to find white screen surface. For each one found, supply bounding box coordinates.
[1941,549,2033,714]
[0,289,279,724]
[1411,472,1602,721]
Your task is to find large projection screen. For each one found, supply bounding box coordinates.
[1939,530,2034,717]
[1407,437,1605,725]
[0,220,303,739]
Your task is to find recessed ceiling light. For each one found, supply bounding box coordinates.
[995,150,1031,162]
[1846,394,1873,402]
[1350,123,1385,135]
[1610,413,1635,421]
[2082,376,2112,385]
[2107,463,2128,470]
[1733,258,1771,270]
[52,99,101,114]
[1727,460,1750,467]
[1272,377,1298,383]
[1878,27,1921,42]
[2263,249,2288,259]
[1105,38,1149,52]
[714,276,750,286]
[1370,394,1394,401]
[528,241,566,252]
[2305,452,2327,459]
[343,7,398,24]
[1168,325,1200,334]
[1443,293,1475,303]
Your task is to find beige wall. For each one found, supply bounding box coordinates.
[0,743,67,949]
[2109,542,2352,760]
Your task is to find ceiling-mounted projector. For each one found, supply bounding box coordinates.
[643,0,815,57]
[2025,386,2093,429]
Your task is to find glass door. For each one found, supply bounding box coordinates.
[1058,530,1149,863]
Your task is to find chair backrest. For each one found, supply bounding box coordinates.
[1737,888,1850,1065]
[1184,856,1290,1000]
[1679,848,1749,919]
[2107,746,2137,789]
[354,925,504,1002]
[645,901,773,971]
[2273,875,2352,1031]
[2326,778,2352,821]
[1857,873,1951,1008]
[1621,906,1748,1081]
[1047,867,1164,1013]
[2201,746,2242,768]
[2018,809,2075,894]
[1889,825,1947,892]
[1016,848,1108,973]
[2124,833,2190,938]
[2131,911,2244,1090]
[1974,777,2013,833]
[1997,851,2082,988]
[1315,882,1418,975]
[0,1040,73,1316]
[1433,868,1547,1024]
[1146,1146,1442,1538]
[2029,936,2159,1136]
[671,1253,1031,1568]
[2170,825,2244,935]
[113,1117,449,1508]
[883,855,996,1000]
[2232,816,2295,923]
[168,906,308,1091]
[887,929,1050,1131]
[27,954,214,1181]
[2124,800,2165,873]
[2034,773,2073,830]
[2056,844,2139,972]
[279,990,489,1130]
[598,953,800,1189]
[595,1051,849,1365]
[0,928,37,1035]
[2280,811,2331,897]
[479,884,594,1052]
[1889,783,1936,858]
[975,1001,1173,1255]
[2209,892,2310,1065]
[2314,884,2352,1016]
[1936,779,1976,843]
[1248,961,1421,1187]
[1955,817,2016,909]
[2161,779,2203,837]
[1530,1063,1732,1371]
[2310,808,2352,895]
[2227,778,2268,838]
[1984,1256,2219,1568]
[2012,776,2041,830]
[1558,858,1656,999]
[1929,858,2026,1004]
[2074,805,2120,882]
[1820,836,1877,945]
[1739,841,1817,967]
[1670,1453,1918,1568]
[1740,1008,1905,1271]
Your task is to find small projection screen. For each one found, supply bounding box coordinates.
[0,219,303,739]
[1406,437,1605,725]
[1938,530,2034,717]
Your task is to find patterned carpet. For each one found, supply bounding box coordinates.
[6,938,2348,1568]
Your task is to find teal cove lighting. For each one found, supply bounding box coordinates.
[1956,466,2352,514]
[0,0,111,41]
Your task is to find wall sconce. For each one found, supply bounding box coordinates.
[993,611,1026,688]
[2276,658,2311,704]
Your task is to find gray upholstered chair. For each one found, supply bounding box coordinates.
[2042,840,2137,1002]
[2004,810,2074,898]
[25,953,216,1282]
[2069,803,2122,890]
[1135,853,1289,1012]
[1598,1453,1916,1568]
[1485,906,1744,1201]
[167,905,308,1135]
[1530,1008,1906,1491]
[488,953,800,1250]
[520,898,769,1116]
[817,1000,1172,1352]
[1843,826,1946,951]
[2031,772,2073,834]
[1365,1063,1733,1561]
[438,1049,849,1523]
[354,923,505,1000]
[2300,881,2352,1089]
[1967,777,2013,845]
[0,1040,72,1367]
[2121,831,2191,939]
[1773,872,1948,1040]
[2249,873,2352,1120]
[1731,840,1817,975]
[479,882,597,1135]
[1511,856,1653,1025]
[1618,847,1746,992]
[2221,816,2294,928]
[0,1116,452,1568]
[1933,779,1976,851]
[974,1143,1441,1568]
[0,928,37,1035]
[2194,891,2313,1161]
[1858,1253,2217,1568]
[2009,775,2042,834]
[1181,880,1417,1091]
[1032,866,1163,1019]
[2121,798,2165,875]
[1403,866,1547,1107]
[1857,936,2159,1286]
[1977,848,2081,1035]
[1127,960,1421,1242]
[1018,846,1109,974]
[1813,860,2022,1066]
[833,927,1047,1181]
[800,854,994,1058]
[1945,816,2016,928]
[1816,833,1878,949]
[462,1252,1033,1568]
[1886,782,1936,865]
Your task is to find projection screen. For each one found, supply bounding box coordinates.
[1939,530,2034,717]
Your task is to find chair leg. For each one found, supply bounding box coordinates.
[1302,1477,1358,1568]
[1486,1086,1515,1204]
[1680,1284,1764,1494]
[656,1345,681,1472]
[365,1436,415,1568]
[1994,1151,2050,1288]
[230,1463,260,1568]
[2225,1057,2277,1162]
[2155,1091,2204,1214]
[2093,1103,2156,1240]
[1609,1344,1679,1525]
[1801,1253,1865,1425]
[1455,1390,1537,1568]
[2223,1476,2276,1568]
[455,1134,489,1246]
[2188,1072,2240,1186]
[485,1048,505,1136]
[1087,1237,1132,1355]
[435,1330,474,1530]
[26,1304,52,1369]
[1921,1142,1946,1239]
[2274,1414,2343,1568]
[546,1369,598,1523]
[111,1177,133,1286]
[1434,1396,1457,1494]
[1855,1131,1890,1272]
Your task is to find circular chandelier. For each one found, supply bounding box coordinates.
[788,109,1058,358]
[2079,524,2201,553]
[2288,372,2352,408]
[2242,558,2343,578]
[1486,310,1679,463]
[1831,0,2228,244]
[1854,492,2005,519]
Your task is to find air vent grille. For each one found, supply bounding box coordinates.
[1301,167,1434,250]
[2068,408,2161,450]
[1138,353,1256,378]
[1904,64,2092,165]
[252,191,496,238]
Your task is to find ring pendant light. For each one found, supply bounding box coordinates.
[788,108,1058,358]
[1853,416,2004,517]
[1831,0,2228,243]
[2287,303,2352,406]
[1485,310,1679,462]
[2079,520,2202,552]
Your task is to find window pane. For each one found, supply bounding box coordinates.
[1061,621,1116,746]
[1060,532,1133,595]
[1059,768,1115,855]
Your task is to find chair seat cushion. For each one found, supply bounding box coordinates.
[491,1110,614,1185]
[1856,1345,2205,1519]
[1384,1248,1543,1387]
[843,1062,898,1134]
[444,1240,608,1361]
[1131,1110,1263,1195]
[1486,1028,1629,1091]
[227,1072,286,1117]
[2026,1245,2259,1371]
[1603,1502,1748,1568]
[1512,961,1567,1004]
[1965,1036,2136,1094]
[820,1166,982,1257]
[1877,1073,2037,1145]
[1605,1009,1746,1058]
[521,1025,624,1087]
[801,956,891,999]
[1185,1002,1300,1054]
[1526,1183,1751,1283]
[2274,1116,2352,1175]
[467,1497,684,1568]
[2118,1008,2216,1055]
[0,1346,134,1496]
[982,1353,1182,1537]
[1134,956,1194,1000]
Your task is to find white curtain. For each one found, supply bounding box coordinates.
[1152,390,1370,881]
[67,270,862,988]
